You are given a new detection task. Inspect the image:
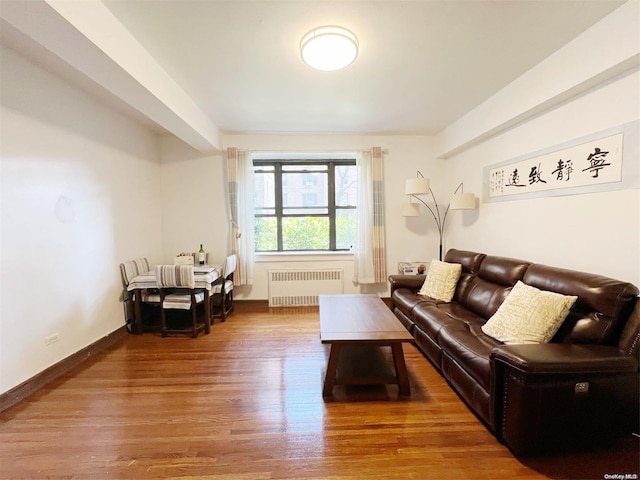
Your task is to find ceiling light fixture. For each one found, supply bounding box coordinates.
[300,25,359,71]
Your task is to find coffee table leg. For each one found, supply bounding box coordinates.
[391,343,410,396]
[323,343,341,398]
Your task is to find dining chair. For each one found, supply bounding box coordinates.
[211,254,237,323]
[156,265,207,338]
[120,257,160,331]
[120,257,150,286]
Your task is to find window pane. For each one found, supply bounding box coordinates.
[255,217,277,251]
[336,209,357,250]
[335,165,357,206]
[282,217,329,250]
[282,172,327,208]
[254,172,275,209]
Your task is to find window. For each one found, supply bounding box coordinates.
[254,159,357,252]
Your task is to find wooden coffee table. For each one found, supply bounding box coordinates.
[319,294,413,398]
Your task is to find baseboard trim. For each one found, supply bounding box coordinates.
[235,297,392,309]
[234,299,270,309]
[0,326,128,413]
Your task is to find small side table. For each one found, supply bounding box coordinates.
[397,261,429,275]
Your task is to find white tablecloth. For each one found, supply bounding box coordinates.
[127,265,222,291]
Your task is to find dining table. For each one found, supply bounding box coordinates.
[127,265,223,334]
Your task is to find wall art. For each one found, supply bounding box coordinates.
[483,121,638,203]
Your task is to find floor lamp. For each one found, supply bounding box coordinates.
[402,171,477,261]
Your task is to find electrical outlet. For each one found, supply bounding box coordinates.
[44,333,60,346]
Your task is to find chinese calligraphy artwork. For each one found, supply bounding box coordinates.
[488,133,623,198]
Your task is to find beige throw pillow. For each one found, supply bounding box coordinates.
[417,260,462,302]
[481,281,577,345]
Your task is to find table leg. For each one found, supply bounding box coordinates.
[323,343,341,398]
[204,291,211,334]
[391,343,410,396]
[133,289,142,335]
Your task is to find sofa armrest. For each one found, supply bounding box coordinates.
[388,275,425,295]
[489,343,639,456]
[490,343,638,375]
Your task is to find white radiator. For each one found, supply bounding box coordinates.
[268,269,344,307]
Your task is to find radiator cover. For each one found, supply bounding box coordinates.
[268,269,344,307]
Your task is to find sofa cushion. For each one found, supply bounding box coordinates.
[391,289,439,319]
[438,322,502,391]
[481,281,577,345]
[418,260,462,302]
[413,302,485,341]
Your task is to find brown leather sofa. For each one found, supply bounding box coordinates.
[389,249,639,456]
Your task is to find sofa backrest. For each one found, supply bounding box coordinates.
[444,249,639,347]
[446,250,529,320]
[445,249,485,275]
[524,264,639,345]
[445,249,485,311]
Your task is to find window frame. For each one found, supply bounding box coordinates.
[253,158,356,252]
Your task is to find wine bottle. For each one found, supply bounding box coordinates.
[198,244,205,265]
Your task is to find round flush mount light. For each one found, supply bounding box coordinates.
[300,26,359,71]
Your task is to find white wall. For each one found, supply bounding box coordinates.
[159,134,439,299]
[158,136,228,265]
[445,69,640,286]
[435,0,640,159]
[435,1,640,287]
[0,46,164,394]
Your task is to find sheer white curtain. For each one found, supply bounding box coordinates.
[226,148,254,286]
[353,147,386,284]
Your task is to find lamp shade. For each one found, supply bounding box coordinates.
[405,178,430,195]
[401,203,421,217]
[449,192,476,210]
[300,26,359,71]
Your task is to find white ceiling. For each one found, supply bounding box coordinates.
[1,0,626,140]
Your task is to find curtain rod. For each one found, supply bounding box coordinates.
[228,148,389,154]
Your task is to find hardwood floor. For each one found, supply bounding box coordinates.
[1,305,636,479]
